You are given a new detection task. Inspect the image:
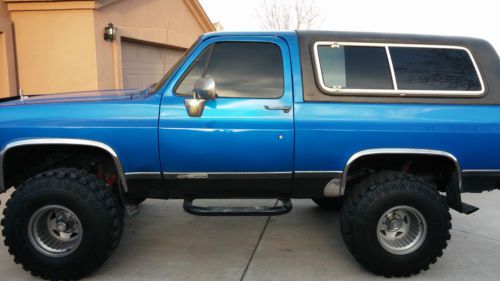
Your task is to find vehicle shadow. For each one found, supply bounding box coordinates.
[1,194,499,281]
[93,199,369,281]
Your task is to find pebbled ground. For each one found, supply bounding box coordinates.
[0,190,499,281]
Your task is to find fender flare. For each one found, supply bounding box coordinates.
[340,148,464,212]
[0,138,134,214]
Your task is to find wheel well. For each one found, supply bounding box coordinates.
[2,145,119,190]
[343,153,460,196]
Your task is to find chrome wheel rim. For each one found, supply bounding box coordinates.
[28,205,83,257]
[376,205,427,255]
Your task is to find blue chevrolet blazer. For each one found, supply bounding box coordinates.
[0,31,499,280]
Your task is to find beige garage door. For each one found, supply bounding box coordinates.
[121,40,185,89]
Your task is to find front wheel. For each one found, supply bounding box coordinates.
[2,168,124,280]
[340,171,451,277]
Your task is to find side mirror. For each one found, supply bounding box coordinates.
[193,77,216,100]
[184,98,206,117]
[184,77,216,117]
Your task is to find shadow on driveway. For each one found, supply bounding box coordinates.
[1,193,499,281]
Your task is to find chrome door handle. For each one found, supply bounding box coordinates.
[264,105,292,113]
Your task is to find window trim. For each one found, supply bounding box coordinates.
[173,45,214,97]
[313,41,485,97]
[174,41,285,99]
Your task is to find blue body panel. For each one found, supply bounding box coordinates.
[1,31,499,193]
[0,92,162,173]
[294,102,500,171]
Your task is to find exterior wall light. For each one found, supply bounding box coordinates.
[104,23,117,42]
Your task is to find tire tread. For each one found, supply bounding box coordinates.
[340,170,451,277]
[1,168,124,281]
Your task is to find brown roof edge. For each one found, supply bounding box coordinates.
[183,0,215,33]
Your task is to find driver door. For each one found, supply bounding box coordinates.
[158,36,294,198]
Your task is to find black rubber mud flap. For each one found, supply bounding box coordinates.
[445,171,481,214]
[183,198,292,216]
[460,202,479,215]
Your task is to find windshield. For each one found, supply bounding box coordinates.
[150,38,201,93]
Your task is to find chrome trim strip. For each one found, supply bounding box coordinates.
[340,148,462,195]
[0,138,129,192]
[163,171,293,175]
[313,41,485,97]
[462,169,500,173]
[385,46,399,90]
[125,172,162,175]
[125,172,162,180]
[171,173,209,179]
[163,171,292,180]
[294,170,343,174]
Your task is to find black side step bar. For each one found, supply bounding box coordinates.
[183,198,292,216]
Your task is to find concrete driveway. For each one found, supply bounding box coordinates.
[0,191,499,281]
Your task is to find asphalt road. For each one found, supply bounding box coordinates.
[0,191,499,281]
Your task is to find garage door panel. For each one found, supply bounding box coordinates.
[123,75,139,90]
[122,41,184,89]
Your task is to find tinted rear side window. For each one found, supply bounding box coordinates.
[317,45,393,90]
[176,42,283,98]
[390,47,482,91]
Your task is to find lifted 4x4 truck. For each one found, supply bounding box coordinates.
[1,31,499,280]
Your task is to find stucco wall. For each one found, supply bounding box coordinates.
[3,0,210,94]
[0,1,17,97]
[93,0,206,89]
[11,9,99,94]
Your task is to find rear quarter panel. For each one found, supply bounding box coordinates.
[294,102,500,172]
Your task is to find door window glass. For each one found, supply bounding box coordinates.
[176,42,284,98]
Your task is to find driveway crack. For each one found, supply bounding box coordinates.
[452,228,500,243]
[239,200,277,281]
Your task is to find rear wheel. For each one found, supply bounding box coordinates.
[340,171,451,277]
[2,168,124,280]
